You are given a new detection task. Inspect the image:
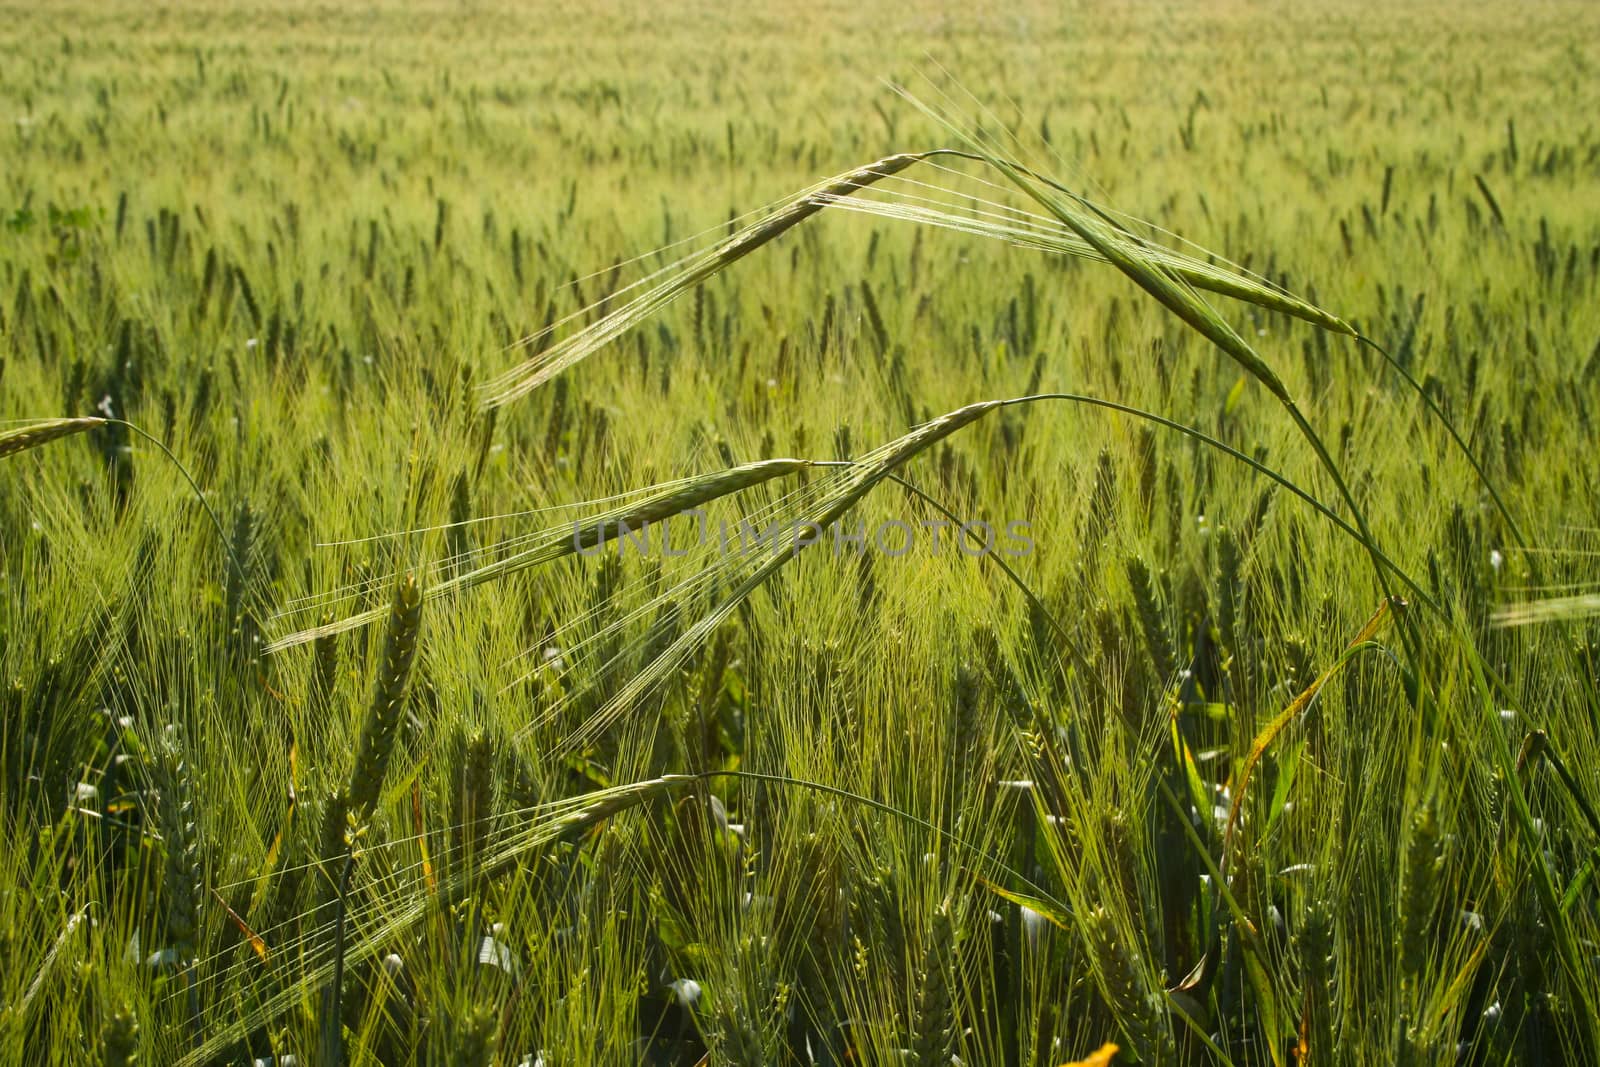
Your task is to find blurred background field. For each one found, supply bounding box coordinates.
[3,1,1600,1063]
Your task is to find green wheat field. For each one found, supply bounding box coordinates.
[3,0,1600,1063]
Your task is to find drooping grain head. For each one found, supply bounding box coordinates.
[0,416,107,460]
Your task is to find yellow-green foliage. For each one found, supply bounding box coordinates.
[2,1,1599,1064]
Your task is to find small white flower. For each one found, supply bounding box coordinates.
[1489,549,1504,570]
[245,338,258,349]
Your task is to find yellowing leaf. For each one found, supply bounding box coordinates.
[1061,1042,1120,1067]
[971,873,1071,930]
[213,889,268,963]
[1223,373,1248,416]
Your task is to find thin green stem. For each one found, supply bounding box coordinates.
[110,419,245,587]
[1003,392,1440,616]
[1353,335,1528,554]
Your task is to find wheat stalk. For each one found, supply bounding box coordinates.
[346,574,424,819]
[1083,905,1173,1064]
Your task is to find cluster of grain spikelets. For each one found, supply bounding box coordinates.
[552,400,1004,753]
[1493,592,1600,627]
[251,99,1395,1060]
[449,84,1390,774]
[242,76,1582,1067]
[267,458,815,653]
[280,75,1379,795]
[810,169,1355,334]
[178,770,707,1066]
[1485,529,1600,623]
[273,400,1015,758]
[228,412,1049,1055]
[476,145,1354,408]
[0,417,108,460]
